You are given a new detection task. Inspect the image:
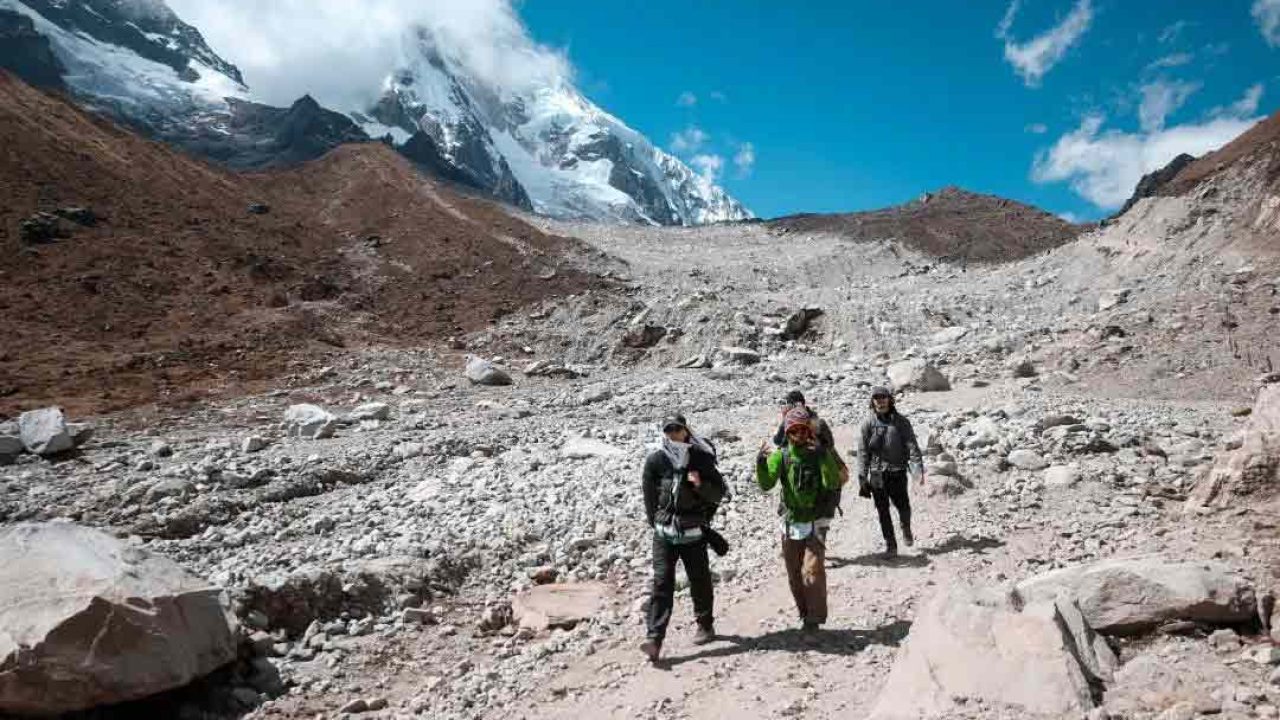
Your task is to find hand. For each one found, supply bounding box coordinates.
[688,470,702,487]
[757,440,770,459]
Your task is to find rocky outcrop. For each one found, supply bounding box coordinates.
[869,584,1097,719]
[0,10,64,89]
[1114,153,1196,219]
[1014,557,1256,635]
[0,522,238,715]
[1186,384,1280,511]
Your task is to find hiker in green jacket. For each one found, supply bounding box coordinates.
[757,406,844,633]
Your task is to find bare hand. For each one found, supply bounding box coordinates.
[688,470,702,487]
[758,439,770,457]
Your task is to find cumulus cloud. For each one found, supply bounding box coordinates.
[996,0,1094,87]
[733,142,756,176]
[1255,0,1280,46]
[676,91,698,107]
[670,126,709,153]
[691,154,724,183]
[1032,84,1264,209]
[165,0,571,111]
[1138,79,1200,133]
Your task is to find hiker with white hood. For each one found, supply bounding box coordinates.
[639,414,727,662]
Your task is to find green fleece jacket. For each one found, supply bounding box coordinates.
[755,443,842,523]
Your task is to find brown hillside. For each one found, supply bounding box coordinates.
[0,71,598,416]
[767,186,1080,263]
[1161,109,1280,196]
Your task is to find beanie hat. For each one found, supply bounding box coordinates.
[783,406,813,433]
[870,386,893,398]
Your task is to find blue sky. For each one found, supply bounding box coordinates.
[520,0,1280,220]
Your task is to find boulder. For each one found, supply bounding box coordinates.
[1186,384,1279,512]
[345,402,390,423]
[512,582,613,631]
[464,355,513,386]
[0,522,238,715]
[782,307,824,340]
[1014,557,1256,635]
[1007,449,1049,471]
[928,326,969,346]
[869,584,1095,719]
[924,474,969,497]
[18,406,73,455]
[1008,357,1038,378]
[283,404,337,440]
[0,434,22,463]
[621,324,667,348]
[1044,465,1082,488]
[560,437,625,460]
[718,347,761,366]
[887,359,951,392]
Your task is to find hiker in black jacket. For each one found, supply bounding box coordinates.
[856,386,925,558]
[640,414,726,663]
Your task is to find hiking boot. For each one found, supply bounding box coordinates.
[903,526,915,547]
[883,545,898,560]
[692,625,716,645]
[640,638,661,663]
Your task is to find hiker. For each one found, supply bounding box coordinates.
[640,414,727,662]
[856,386,925,558]
[772,390,849,520]
[757,406,844,633]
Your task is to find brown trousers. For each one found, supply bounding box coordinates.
[782,527,828,624]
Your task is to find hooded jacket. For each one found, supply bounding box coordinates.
[856,409,923,480]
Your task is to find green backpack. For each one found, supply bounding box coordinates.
[778,445,842,519]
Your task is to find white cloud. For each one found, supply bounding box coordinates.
[1057,211,1083,223]
[1254,0,1280,47]
[1032,84,1265,209]
[1146,52,1194,70]
[1026,122,1049,134]
[1138,79,1200,133]
[670,126,709,153]
[1229,83,1265,115]
[691,154,724,183]
[1158,20,1189,44]
[676,91,698,107]
[164,0,571,111]
[996,0,1094,87]
[733,142,756,176]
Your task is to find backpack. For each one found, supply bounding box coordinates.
[778,444,842,519]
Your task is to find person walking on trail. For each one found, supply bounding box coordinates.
[640,415,726,663]
[772,390,849,517]
[856,386,925,558]
[757,406,844,634]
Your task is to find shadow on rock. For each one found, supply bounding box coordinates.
[657,619,913,668]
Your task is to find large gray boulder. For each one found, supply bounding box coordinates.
[18,406,73,455]
[0,522,238,715]
[465,355,513,386]
[717,346,761,366]
[0,434,22,464]
[283,404,337,439]
[887,359,951,392]
[1014,557,1256,635]
[869,584,1095,719]
[1186,384,1279,512]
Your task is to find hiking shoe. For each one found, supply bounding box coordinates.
[692,626,716,645]
[640,638,661,663]
[883,546,899,560]
[903,528,915,547]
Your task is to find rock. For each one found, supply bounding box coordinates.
[718,347,761,366]
[1098,288,1131,311]
[247,202,271,215]
[0,522,238,715]
[512,583,612,631]
[887,359,951,392]
[868,584,1095,719]
[925,474,969,497]
[283,404,337,440]
[149,440,173,457]
[1008,357,1038,378]
[621,324,667,348]
[1035,594,1119,684]
[345,402,390,423]
[1014,557,1256,635]
[782,307,824,340]
[242,436,269,454]
[401,608,437,626]
[1207,628,1240,650]
[18,212,67,244]
[18,406,73,455]
[928,460,958,477]
[676,354,712,369]
[928,326,969,346]
[1007,449,1049,471]
[0,435,22,463]
[392,442,423,461]
[523,361,582,378]
[1044,465,1082,488]
[529,566,558,584]
[560,437,625,460]
[464,355,513,386]
[67,423,94,446]
[55,206,97,226]
[339,698,368,714]
[1038,414,1081,431]
[1186,384,1279,511]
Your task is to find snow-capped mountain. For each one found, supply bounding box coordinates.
[0,0,753,225]
[355,28,752,225]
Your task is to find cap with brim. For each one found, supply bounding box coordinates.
[870,386,893,398]
[661,416,687,432]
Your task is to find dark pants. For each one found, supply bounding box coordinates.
[647,534,714,643]
[871,470,911,551]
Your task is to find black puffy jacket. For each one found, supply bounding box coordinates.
[642,446,726,529]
